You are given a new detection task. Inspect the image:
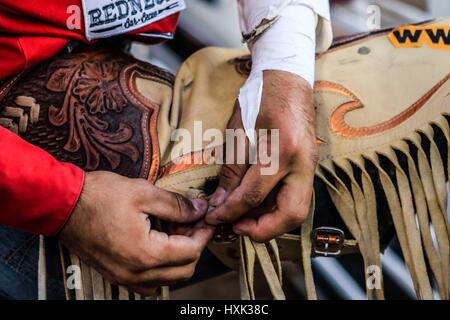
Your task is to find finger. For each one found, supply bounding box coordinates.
[210,101,250,206]
[168,220,216,237]
[210,162,249,207]
[206,163,285,225]
[126,261,198,287]
[232,211,293,243]
[233,174,313,243]
[166,223,194,236]
[148,224,215,267]
[92,254,199,289]
[139,183,208,223]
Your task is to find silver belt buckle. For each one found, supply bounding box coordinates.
[312,227,345,257]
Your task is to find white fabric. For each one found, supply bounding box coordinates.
[250,5,317,85]
[81,0,186,40]
[237,0,332,145]
[237,0,330,36]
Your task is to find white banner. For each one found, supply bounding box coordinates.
[81,0,186,40]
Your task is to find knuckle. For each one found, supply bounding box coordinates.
[130,251,157,269]
[133,178,151,192]
[280,132,300,152]
[282,136,319,167]
[293,213,307,225]
[287,208,308,226]
[139,177,153,188]
[309,145,320,166]
[131,179,153,203]
[242,189,265,208]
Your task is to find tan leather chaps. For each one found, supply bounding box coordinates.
[0,18,449,300]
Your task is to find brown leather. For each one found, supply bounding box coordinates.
[0,47,174,181]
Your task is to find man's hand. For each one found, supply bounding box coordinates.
[59,171,214,296]
[206,70,318,243]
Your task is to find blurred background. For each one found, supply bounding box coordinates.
[132,0,450,72]
[130,0,450,300]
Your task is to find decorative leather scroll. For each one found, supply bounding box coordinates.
[0,47,174,180]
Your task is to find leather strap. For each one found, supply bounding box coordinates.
[374,149,433,299]
[38,236,47,300]
[69,254,85,300]
[91,268,106,300]
[118,286,129,300]
[252,242,286,300]
[301,192,317,300]
[336,158,384,299]
[239,236,256,300]
[58,243,71,300]
[268,239,282,284]
[399,140,449,299]
[160,286,170,300]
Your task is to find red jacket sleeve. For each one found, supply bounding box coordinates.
[0,1,180,235]
[0,126,84,236]
[0,0,180,79]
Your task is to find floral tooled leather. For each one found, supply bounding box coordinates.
[0,47,174,180]
[71,60,128,114]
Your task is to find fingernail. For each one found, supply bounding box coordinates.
[191,199,208,213]
[209,187,227,206]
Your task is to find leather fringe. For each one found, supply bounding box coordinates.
[45,114,449,300]
[316,113,449,300]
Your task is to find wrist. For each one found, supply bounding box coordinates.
[264,70,314,109]
[56,170,86,238]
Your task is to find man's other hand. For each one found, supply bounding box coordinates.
[59,171,214,296]
[206,70,318,243]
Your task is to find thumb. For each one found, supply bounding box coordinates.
[139,183,208,223]
[209,162,248,207]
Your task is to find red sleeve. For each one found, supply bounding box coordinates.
[0,0,179,79]
[0,126,84,236]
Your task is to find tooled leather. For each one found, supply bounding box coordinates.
[0,47,174,180]
[0,73,23,103]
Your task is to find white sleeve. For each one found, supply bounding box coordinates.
[237,0,332,146]
[237,0,332,53]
